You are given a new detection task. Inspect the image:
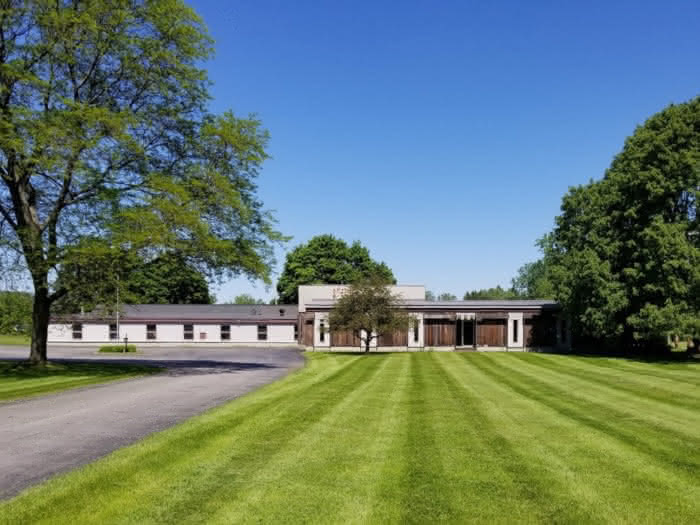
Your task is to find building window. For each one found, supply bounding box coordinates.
[294,323,299,341]
[320,320,325,342]
[414,320,419,343]
[257,324,267,341]
[72,323,82,340]
[513,319,519,343]
[184,324,193,340]
[147,324,157,340]
[109,324,118,341]
[221,325,230,341]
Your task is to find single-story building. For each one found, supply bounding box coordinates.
[49,304,298,344]
[49,284,570,351]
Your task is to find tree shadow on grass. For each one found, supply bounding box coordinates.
[0,359,162,379]
[542,347,699,366]
[0,358,279,379]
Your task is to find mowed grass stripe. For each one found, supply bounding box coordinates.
[207,354,407,523]
[441,353,607,522]
[87,354,378,524]
[463,354,700,522]
[483,354,700,474]
[580,356,700,385]
[0,354,369,523]
[517,354,700,410]
[2,353,699,524]
[397,353,460,522]
[144,355,391,524]
[496,353,700,440]
[469,354,700,511]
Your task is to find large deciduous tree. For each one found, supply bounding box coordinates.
[0,1,284,364]
[53,250,213,313]
[544,97,700,350]
[128,253,212,305]
[511,258,555,299]
[276,234,395,304]
[328,278,412,353]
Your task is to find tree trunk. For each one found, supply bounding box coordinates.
[365,339,371,353]
[28,281,50,365]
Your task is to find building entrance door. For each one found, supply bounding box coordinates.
[455,317,475,347]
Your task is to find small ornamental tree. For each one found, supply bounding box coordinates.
[327,278,413,353]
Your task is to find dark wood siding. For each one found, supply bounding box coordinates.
[477,318,506,346]
[524,313,557,347]
[331,329,360,347]
[378,329,408,347]
[424,318,455,346]
[301,314,314,346]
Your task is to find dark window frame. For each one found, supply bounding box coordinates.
[257,324,267,341]
[147,324,157,340]
[183,324,193,340]
[513,319,519,343]
[319,320,325,342]
[220,324,231,341]
[72,323,83,340]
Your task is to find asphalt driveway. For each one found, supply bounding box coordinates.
[0,345,304,499]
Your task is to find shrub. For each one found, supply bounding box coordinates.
[98,345,138,353]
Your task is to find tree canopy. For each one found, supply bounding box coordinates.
[230,293,265,305]
[53,251,213,313]
[328,278,412,353]
[276,234,395,303]
[0,1,284,363]
[543,97,700,349]
[0,291,32,334]
[463,286,520,300]
[511,259,554,299]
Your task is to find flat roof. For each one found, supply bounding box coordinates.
[307,299,559,310]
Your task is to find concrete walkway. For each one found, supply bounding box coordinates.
[0,345,304,499]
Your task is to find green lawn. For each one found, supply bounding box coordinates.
[0,361,161,402]
[2,352,699,524]
[0,333,30,345]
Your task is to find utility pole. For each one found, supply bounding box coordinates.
[116,273,120,345]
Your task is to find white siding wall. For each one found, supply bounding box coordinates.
[48,324,73,342]
[48,321,298,344]
[268,324,295,343]
[120,324,147,342]
[193,324,218,342]
[408,313,424,348]
[507,312,524,349]
[155,324,182,342]
[83,324,108,342]
[231,324,259,343]
[314,313,330,347]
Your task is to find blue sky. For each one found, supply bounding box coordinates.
[193,0,700,302]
